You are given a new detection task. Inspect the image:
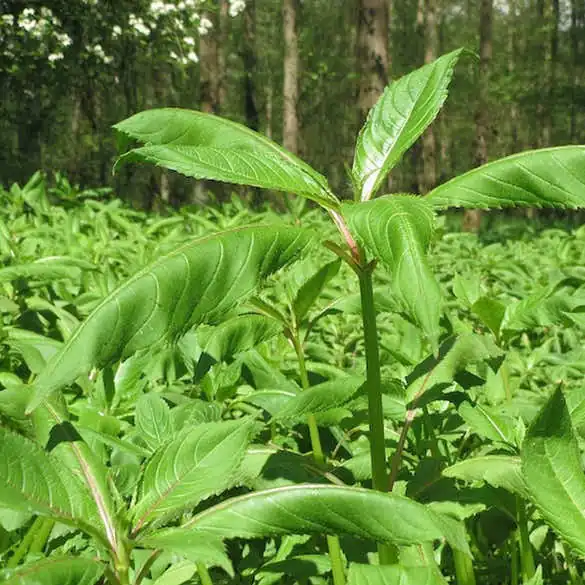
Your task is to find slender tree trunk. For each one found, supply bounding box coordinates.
[243,0,260,131]
[218,0,229,113]
[200,8,220,114]
[463,0,492,232]
[420,0,438,193]
[356,0,390,125]
[283,0,299,153]
[508,0,519,152]
[542,0,559,146]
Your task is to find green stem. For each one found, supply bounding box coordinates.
[453,549,477,585]
[7,516,43,568]
[29,518,54,554]
[292,331,346,585]
[517,498,535,581]
[562,542,583,585]
[358,265,398,565]
[197,563,214,585]
[510,534,519,585]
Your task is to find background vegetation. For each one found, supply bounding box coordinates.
[1,0,584,209]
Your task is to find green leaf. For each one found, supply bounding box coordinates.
[347,563,447,585]
[443,456,528,498]
[522,387,585,558]
[406,334,503,403]
[0,257,97,282]
[0,556,104,585]
[343,196,441,347]
[274,375,364,422]
[151,561,197,585]
[200,314,282,362]
[114,108,337,209]
[458,402,515,446]
[139,531,233,575]
[177,484,470,553]
[292,259,341,323]
[0,426,106,542]
[135,394,173,452]
[353,49,463,201]
[132,419,253,533]
[426,146,585,210]
[28,226,313,412]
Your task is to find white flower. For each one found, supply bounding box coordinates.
[197,16,212,35]
[183,36,195,45]
[228,0,246,17]
[1,14,15,26]
[187,50,198,63]
[48,52,64,62]
[113,25,122,36]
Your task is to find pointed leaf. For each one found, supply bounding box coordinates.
[28,226,313,411]
[0,426,106,542]
[200,314,282,362]
[292,259,341,323]
[135,394,173,451]
[443,456,528,498]
[176,484,470,553]
[114,108,337,208]
[522,387,585,558]
[132,419,253,532]
[274,375,364,422]
[344,196,441,347]
[353,49,464,201]
[139,531,232,575]
[426,146,585,210]
[458,402,515,446]
[0,556,104,585]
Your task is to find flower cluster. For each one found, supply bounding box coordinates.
[228,0,246,17]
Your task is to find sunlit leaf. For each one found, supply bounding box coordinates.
[426,146,585,210]
[0,556,104,585]
[114,108,338,208]
[28,226,313,412]
[353,49,464,201]
[343,195,441,348]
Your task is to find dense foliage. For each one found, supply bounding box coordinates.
[3,48,585,585]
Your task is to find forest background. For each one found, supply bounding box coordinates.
[1,0,584,213]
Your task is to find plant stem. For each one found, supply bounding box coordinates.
[197,563,214,585]
[358,264,398,565]
[453,549,477,585]
[517,498,536,581]
[292,331,346,585]
[7,516,43,568]
[28,518,54,554]
[509,535,519,585]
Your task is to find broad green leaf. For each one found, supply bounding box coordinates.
[292,259,341,323]
[139,531,233,575]
[347,563,447,585]
[458,402,515,446]
[114,108,337,208]
[28,226,313,412]
[406,334,503,403]
[353,49,463,201]
[343,196,441,347]
[443,456,528,498]
[200,314,282,362]
[132,419,253,532]
[151,561,196,585]
[135,394,173,451]
[176,484,470,553]
[258,555,331,580]
[522,387,585,558]
[0,426,106,542]
[274,375,364,422]
[471,297,507,339]
[426,146,585,210]
[0,556,104,585]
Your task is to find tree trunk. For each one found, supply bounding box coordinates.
[243,0,260,131]
[542,0,559,146]
[356,0,390,125]
[463,0,492,233]
[420,0,438,193]
[200,7,220,114]
[283,0,299,153]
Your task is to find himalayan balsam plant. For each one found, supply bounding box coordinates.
[3,48,585,585]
